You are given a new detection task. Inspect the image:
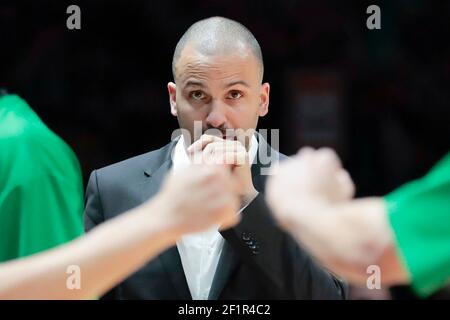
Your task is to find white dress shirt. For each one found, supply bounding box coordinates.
[172,134,258,300]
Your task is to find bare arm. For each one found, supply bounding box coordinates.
[266,148,410,287]
[0,164,239,299]
[0,198,174,299]
[285,197,410,286]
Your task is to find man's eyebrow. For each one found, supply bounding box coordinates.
[184,80,205,87]
[225,80,251,88]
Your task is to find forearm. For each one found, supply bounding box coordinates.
[291,197,410,286]
[0,196,177,299]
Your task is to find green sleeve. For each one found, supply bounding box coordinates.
[0,95,84,262]
[385,152,450,297]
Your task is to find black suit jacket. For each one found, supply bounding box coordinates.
[84,136,347,299]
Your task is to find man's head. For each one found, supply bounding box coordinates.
[168,17,270,149]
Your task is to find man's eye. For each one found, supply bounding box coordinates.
[228,91,243,99]
[190,91,205,100]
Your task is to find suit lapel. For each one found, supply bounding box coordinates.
[141,139,192,300]
[208,167,264,300]
[208,239,239,300]
[159,246,192,300]
[251,132,278,192]
[209,135,275,299]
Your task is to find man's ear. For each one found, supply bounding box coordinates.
[168,82,177,116]
[258,82,270,117]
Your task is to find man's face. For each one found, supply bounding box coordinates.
[168,45,270,149]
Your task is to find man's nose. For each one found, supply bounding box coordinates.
[205,100,227,128]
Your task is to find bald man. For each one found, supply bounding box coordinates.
[84,16,346,300]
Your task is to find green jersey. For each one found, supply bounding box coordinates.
[0,94,83,262]
[386,152,450,297]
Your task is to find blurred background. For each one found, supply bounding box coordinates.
[1,0,449,299]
